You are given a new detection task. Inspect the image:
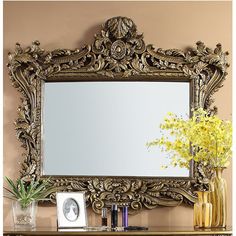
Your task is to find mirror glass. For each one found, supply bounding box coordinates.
[42,81,189,177]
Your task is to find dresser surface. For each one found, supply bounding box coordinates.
[3,226,232,236]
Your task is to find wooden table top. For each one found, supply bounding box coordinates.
[3,226,233,235]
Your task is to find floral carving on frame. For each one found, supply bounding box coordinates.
[7,16,229,213]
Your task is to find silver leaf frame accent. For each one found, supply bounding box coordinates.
[7,16,229,213]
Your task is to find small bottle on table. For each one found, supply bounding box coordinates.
[101,208,107,227]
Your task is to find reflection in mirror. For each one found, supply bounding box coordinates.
[43,81,189,177]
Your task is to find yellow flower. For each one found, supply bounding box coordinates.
[147,108,232,169]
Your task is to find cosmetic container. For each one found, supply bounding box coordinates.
[111,204,118,228]
[101,208,107,226]
[122,206,128,227]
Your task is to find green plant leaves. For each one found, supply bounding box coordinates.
[3,177,51,209]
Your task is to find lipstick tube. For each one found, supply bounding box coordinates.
[122,206,128,227]
[111,204,118,228]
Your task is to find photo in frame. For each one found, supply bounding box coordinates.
[56,192,87,228]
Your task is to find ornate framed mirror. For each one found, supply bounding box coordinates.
[7,16,229,213]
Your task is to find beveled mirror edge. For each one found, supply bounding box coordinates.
[7,16,229,213]
[41,79,192,178]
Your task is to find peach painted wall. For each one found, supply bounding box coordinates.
[3,1,232,228]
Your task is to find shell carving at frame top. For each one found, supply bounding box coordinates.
[7,16,229,214]
[105,16,137,39]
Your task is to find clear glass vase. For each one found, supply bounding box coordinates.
[194,191,212,228]
[209,167,227,228]
[12,200,37,228]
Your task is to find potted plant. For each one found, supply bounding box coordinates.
[4,177,53,228]
[147,108,232,227]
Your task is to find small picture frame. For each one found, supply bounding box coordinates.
[56,192,87,228]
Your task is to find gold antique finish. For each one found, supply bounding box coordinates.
[7,16,229,213]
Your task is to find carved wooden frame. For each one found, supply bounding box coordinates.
[7,16,229,213]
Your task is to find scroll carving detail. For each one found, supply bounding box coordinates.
[7,16,229,213]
